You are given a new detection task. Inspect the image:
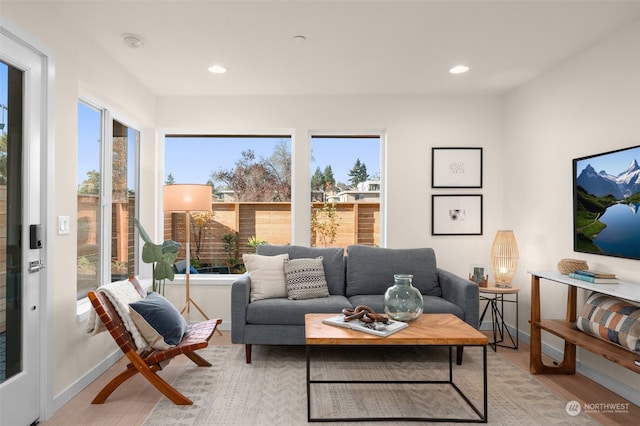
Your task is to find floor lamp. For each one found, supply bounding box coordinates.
[163,184,212,322]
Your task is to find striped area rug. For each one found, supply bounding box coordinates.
[144,344,597,425]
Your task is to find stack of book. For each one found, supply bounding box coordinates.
[568,269,619,284]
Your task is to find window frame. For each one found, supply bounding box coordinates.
[160,129,386,276]
[76,97,141,304]
[309,131,386,248]
[162,132,294,274]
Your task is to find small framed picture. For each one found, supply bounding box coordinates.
[432,147,483,188]
[469,264,488,287]
[431,194,483,235]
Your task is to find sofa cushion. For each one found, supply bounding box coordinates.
[246,295,353,325]
[257,245,345,295]
[575,292,640,353]
[243,253,289,302]
[348,295,463,320]
[346,245,441,297]
[283,257,330,300]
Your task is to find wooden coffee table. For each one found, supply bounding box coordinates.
[305,313,489,423]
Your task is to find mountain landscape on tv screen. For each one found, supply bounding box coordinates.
[575,154,640,260]
[576,159,640,199]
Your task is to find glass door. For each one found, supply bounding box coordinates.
[0,28,45,426]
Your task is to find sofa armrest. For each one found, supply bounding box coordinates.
[231,273,251,343]
[438,268,479,329]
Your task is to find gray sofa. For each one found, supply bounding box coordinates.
[231,244,479,363]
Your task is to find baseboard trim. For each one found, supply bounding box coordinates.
[48,349,122,417]
[480,321,639,406]
[47,321,231,419]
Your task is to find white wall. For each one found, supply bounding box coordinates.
[1,2,157,415]
[3,1,639,419]
[503,19,640,398]
[156,93,504,338]
[157,95,504,274]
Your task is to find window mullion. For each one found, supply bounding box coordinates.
[100,111,113,286]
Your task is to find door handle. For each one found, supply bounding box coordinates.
[28,260,46,273]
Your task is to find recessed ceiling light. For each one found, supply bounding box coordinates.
[121,33,145,49]
[449,65,470,74]
[292,35,307,44]
[208,65,227,74]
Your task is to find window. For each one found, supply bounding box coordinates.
[111,120,139,282]
[77,101,139,300]
[310,135,381,247]
[164,135,291,273]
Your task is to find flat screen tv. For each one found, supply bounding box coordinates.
[573,145,640,260]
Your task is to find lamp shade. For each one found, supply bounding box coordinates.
[163,184,212,212]
[490,230,519,287]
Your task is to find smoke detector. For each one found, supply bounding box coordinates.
[122,33,145,49]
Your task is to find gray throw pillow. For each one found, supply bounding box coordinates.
[129,292,189,350]
[283,257,330,300]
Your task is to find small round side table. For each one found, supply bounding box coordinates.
[478,285,519,351]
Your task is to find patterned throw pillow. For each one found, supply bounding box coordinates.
[283,257,330,300]
[575,292,640,353]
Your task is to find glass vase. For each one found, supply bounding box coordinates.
[384,274,424,322]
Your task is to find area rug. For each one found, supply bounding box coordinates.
[143,345,598,425]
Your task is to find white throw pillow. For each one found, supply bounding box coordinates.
[243,253,289,302]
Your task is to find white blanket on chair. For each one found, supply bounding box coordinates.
[85,279,148,350]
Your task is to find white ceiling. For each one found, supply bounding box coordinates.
[28,0,640,96]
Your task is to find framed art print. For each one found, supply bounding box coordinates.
[432,147,483,188]
[431,194,483,235]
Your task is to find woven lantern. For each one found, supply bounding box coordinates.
[490,230,519,287]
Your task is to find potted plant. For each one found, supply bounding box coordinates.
[134,218,181,294]
[247,235,267,252]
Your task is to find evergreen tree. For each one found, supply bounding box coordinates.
[165,173,175,185]
[311,167,325,191]
[348,158,368,187]
[323,165,335,189]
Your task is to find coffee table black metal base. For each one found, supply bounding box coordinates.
[306,345,488,423]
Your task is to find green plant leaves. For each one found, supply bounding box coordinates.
[134,218,152,243]
[134,219,181,283]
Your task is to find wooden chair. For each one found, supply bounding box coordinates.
[88,290,222,405]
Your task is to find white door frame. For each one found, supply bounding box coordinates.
[0,22,53,423]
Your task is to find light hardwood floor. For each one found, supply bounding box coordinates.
[41,331,638,425]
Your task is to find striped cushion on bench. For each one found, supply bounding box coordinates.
[575,292,640,354]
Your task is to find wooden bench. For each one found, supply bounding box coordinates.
[529,271,640,374]
[88,290,222,405]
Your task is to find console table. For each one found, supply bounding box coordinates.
[528,271,640,375]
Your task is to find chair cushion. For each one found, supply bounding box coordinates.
[575,292,640,353]
[346,245,441,297]
[257,245,345,295]
[129,292,189,350]
[243,253,289,302]
[283,257,330,300]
